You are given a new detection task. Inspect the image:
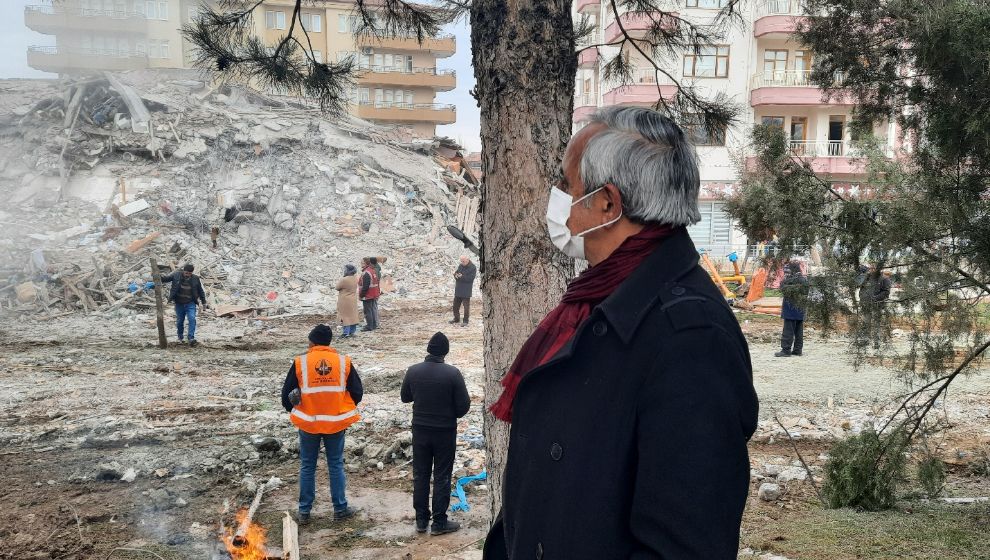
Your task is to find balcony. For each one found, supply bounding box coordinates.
[749,70,853,106]
[576,0,601,14]
[603,70,677,106]
[356,66,456,91]
[27,46,149,74]
[746,140,893,176]
[754,0,811,38]
[604,11,678,43]
[356,101,456,124]
[573,93,599,123]
[356,34,456,57]
[577,48,599,68]
[25,5,148,35]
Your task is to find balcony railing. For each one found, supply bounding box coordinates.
[358,101,455,111]
[29,45,147,59]
[26,4,146,20]
[574,93,598,107]
[787,140,893,158]
[356,64,455,76]
[750,69,845,89]
[756,0,810,17]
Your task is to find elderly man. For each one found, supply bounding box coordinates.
[483,107,759,559]
[451,256,477,326]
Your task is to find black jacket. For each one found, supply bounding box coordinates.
[454,262,477,299]
[280,361,363,412]
[483,228,759,560]
[161,272,207,305]
[400,355,470,429]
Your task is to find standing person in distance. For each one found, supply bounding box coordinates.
[775,261,809,357]
[401,332,470,536]
[160,263,208,347]
[359,257,381,332]
[336,264,360,338]
[451,256,477,326]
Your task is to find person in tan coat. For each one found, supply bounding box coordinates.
[336,265,360,338]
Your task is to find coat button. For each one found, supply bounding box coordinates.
[550,442,563,461]
[537,542,544,559]
[671,286,686,296]
[592,321,607,336]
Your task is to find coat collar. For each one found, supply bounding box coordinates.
[425,355,445,363]
[597,226,700,344]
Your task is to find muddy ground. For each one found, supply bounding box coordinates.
[1,304,989,559]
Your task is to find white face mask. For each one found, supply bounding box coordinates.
[545,186,623,260]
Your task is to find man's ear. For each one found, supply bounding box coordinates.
[602,183,623,217]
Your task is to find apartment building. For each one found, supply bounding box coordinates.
[573,0,897,255]
[24,0,456,137]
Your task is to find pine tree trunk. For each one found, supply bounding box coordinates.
[470,0,577,522]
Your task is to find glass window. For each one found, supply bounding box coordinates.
[761,116,785,129]
[683,114,726,146]
[686,0,729,7]
[161,40,169,59]
[384,90,393,103]
[148,39,160,59]
[145,0,167,19]
[277,11,285,29]
[338,14,347,32]
[303,13,322,32]
[763,50,788,77]
[267,11,285,29]
[683,46,729,78]
[359,88,370,103]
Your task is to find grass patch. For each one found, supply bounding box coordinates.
[742,502,990,559]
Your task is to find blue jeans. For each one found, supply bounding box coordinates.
[343,324,357,336]
[175,303,197,340]
[298,429,348,515]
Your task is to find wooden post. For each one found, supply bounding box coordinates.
[282,512,300,560]
[150,257,168,349]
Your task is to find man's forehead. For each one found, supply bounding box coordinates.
[564,123,607,168]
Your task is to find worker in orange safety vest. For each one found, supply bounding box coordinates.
[281,324,363,525]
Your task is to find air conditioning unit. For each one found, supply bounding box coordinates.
[360,47,373,55]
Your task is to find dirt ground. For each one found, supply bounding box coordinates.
[1,304,989,559]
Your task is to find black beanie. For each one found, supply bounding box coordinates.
[309,324,333,346]
[427,332,449,357]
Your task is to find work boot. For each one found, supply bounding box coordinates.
[449,319,459,324]
[430,520,460,536]
[416,519,428,534]
[334,506,360,521]
[295,511,310,526]
[792,351,803,356]
[189,339,199,347]
[774,351,791,358]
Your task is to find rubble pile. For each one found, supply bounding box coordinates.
[0,71,480,318]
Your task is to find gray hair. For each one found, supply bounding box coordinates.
[580,106,701,226]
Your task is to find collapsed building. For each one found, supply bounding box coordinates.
[0,69,480,318]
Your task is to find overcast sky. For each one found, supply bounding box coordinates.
[0,0,481,151]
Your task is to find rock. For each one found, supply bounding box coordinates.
[174,497,188,508]
[776,467,808,483]
[120,468,138,483]
[241,476,258,495]
[397,431,413,446]
[762,463,783,477]
[758,483,782,501]
[251,436,282,453]
[96,462,124,482]
[376,461,385,471]
[364,443,385,460]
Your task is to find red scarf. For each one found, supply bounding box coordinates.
[490,225,676,422]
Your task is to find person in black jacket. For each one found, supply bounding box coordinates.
[401,332,470,536]
[483,107,758,559]
[159,263,208,346]
[451,256,477,326]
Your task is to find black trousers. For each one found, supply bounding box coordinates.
[412,426,456,524]
[452,296,471,323]
[782,319,804,354]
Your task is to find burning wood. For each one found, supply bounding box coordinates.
[223,509,268,560]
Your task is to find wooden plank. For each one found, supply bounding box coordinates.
[282,511,300,560]
[150,258,168,349]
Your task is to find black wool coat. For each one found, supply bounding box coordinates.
[483,227,759,560]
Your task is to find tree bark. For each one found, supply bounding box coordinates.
[471,0,577,522]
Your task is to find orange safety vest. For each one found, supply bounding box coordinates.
[289,346,360,434]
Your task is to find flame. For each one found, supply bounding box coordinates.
[223,509,268,560]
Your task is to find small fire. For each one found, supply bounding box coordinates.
[223,509,268,560]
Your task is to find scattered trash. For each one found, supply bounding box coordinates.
[450,470,487,512]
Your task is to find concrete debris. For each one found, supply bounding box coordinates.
[0,70,480,318]
[758,482,782,501]
[776,466,809,483]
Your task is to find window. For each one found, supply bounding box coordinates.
[683,114,726,146]
[145,1,167,20]
[338,14,359,33]
[302,13,322,32]
[311,50,323,63]
[148,39,161,59]
[266,10,286,29]
[682,46,729,77]
[359,88,370,103]
[761,116,785,129]
[685,0,729,7]
[790,116,808,154]
[160,39,169,59]
[688,202,732,249]
[794,50,812,77]
[763,50,788,78]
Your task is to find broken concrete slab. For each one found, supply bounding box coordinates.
[104,72,151,134]
[118,198,150,216]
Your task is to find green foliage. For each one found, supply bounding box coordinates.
[822,428,909,511]
[916,453,947,499]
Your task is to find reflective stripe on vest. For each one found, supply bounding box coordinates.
[290,408,359,423]
[298,352,347,394]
